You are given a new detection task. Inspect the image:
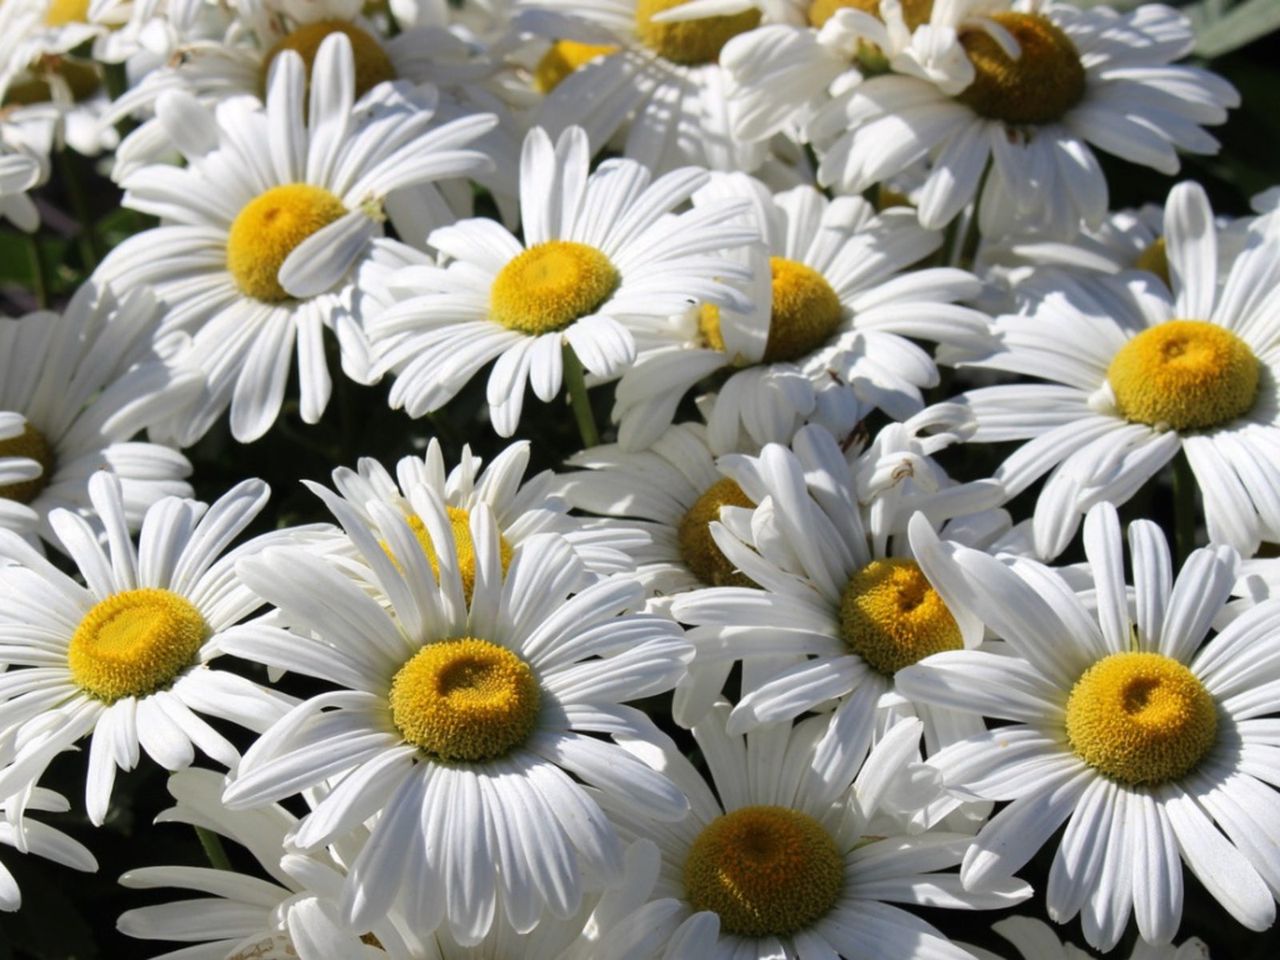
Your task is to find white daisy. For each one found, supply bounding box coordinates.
[118,768,401,960]
[0,472,297,825]
[1,281,198,549]
[981,915,1210,960]
[669,420,1006,791]
[951,181,1280,558]
[517,0,781,174]
[801,0,1239,236]
[307,437,645,587]
[611,172,992,452]
[219,488,692,943]
[0,787,96,912]
[593,705,1030,959]
[896,501,1280,950]
[96,33,497,443]
[367,124,757,437]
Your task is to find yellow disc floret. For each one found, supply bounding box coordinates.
[490,241,620,335]
[806,0,933,30]
[226,184,347,303]
[262,20,396,99]
[0,423,54,504]
[68,589,209,704]
[383,508,514,602]
[635,0,761,66]
[683,805,844,938]
[1108,320,1259,432]
[388,637,541,762]
[1134,236,1171,286]
[677,477,755,587]
[957,13,1086,126]
[839,558,962,675]
[1065,652,1217,786]
[44,0,91,26]
[762,257,843,363]
[534,40,620,93]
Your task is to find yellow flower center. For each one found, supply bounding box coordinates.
[44,0,90,26]
[381,508,514,602]
[533,39,620,93]
[839,558,962,676]
[67,589,209,704]
[261,20,396,100]
[225,184,347,303]
[677,477,755,587]
[490,241,620,335]
[1065,652,1217,786]
[634,0,761,67]
[956,13,1086,126]
[683,805,844,938]
[1108,320,1259,432]
[806,0,933,29]
[1134,236,1171,286]
[388,638,541,762]
[0,423,54,504]
[699,257,843,365]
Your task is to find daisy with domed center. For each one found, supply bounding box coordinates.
[219,484,692,943]
[1,281,199,550]
[950,181,1280,559]
[612,171,992,452]
[767,0,1238,236]
[518,0,792,174]
[97,33,496,444]
[896,501,1280,950]
[0,473,296,827]
[670,420,1006,793]
[593,704,1029,958]
[367,124,757,437]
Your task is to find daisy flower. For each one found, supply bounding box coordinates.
[980,915,1210,960]
[952,181,1280,558]
[367,124,757,437]
[118,768,402,959]
[1,282,199,549]
[219,488,693,943]
[97,33,497,444]
[896,501,1280,950]
[801,0,1239,236]
[517,0,780,174]
[669,421,1005,790]
[307,437,645,589]
[0,472,297,826]
[594,705,1030,958]
[611,172,992,452]
[1,787,96,912]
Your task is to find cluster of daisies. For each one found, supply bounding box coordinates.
[2,0,1278,956]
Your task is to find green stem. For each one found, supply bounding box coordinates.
[25,233,47,309]
[57,150,99,271]
[194,825,232,871]
[1173,451,1197,566]
[563,343,599,448]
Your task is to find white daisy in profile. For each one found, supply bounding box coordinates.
[978,915,1210,960]
[896,501,1280,950]
[118,768,398,959]
[518,0,779,174]
[953,181,1280,558]
[594,705,1030,959]
[97,33,496,443]
[670,421,1004,790]
[0,472,296,825]
[1,787,96,912]
[219,490,692,943]
[307,437,644,589]
[1,282,199,549]
[803,0,1238,235]
[559,421,762,603]
[612,172,992,451]
[367,124,757,436]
